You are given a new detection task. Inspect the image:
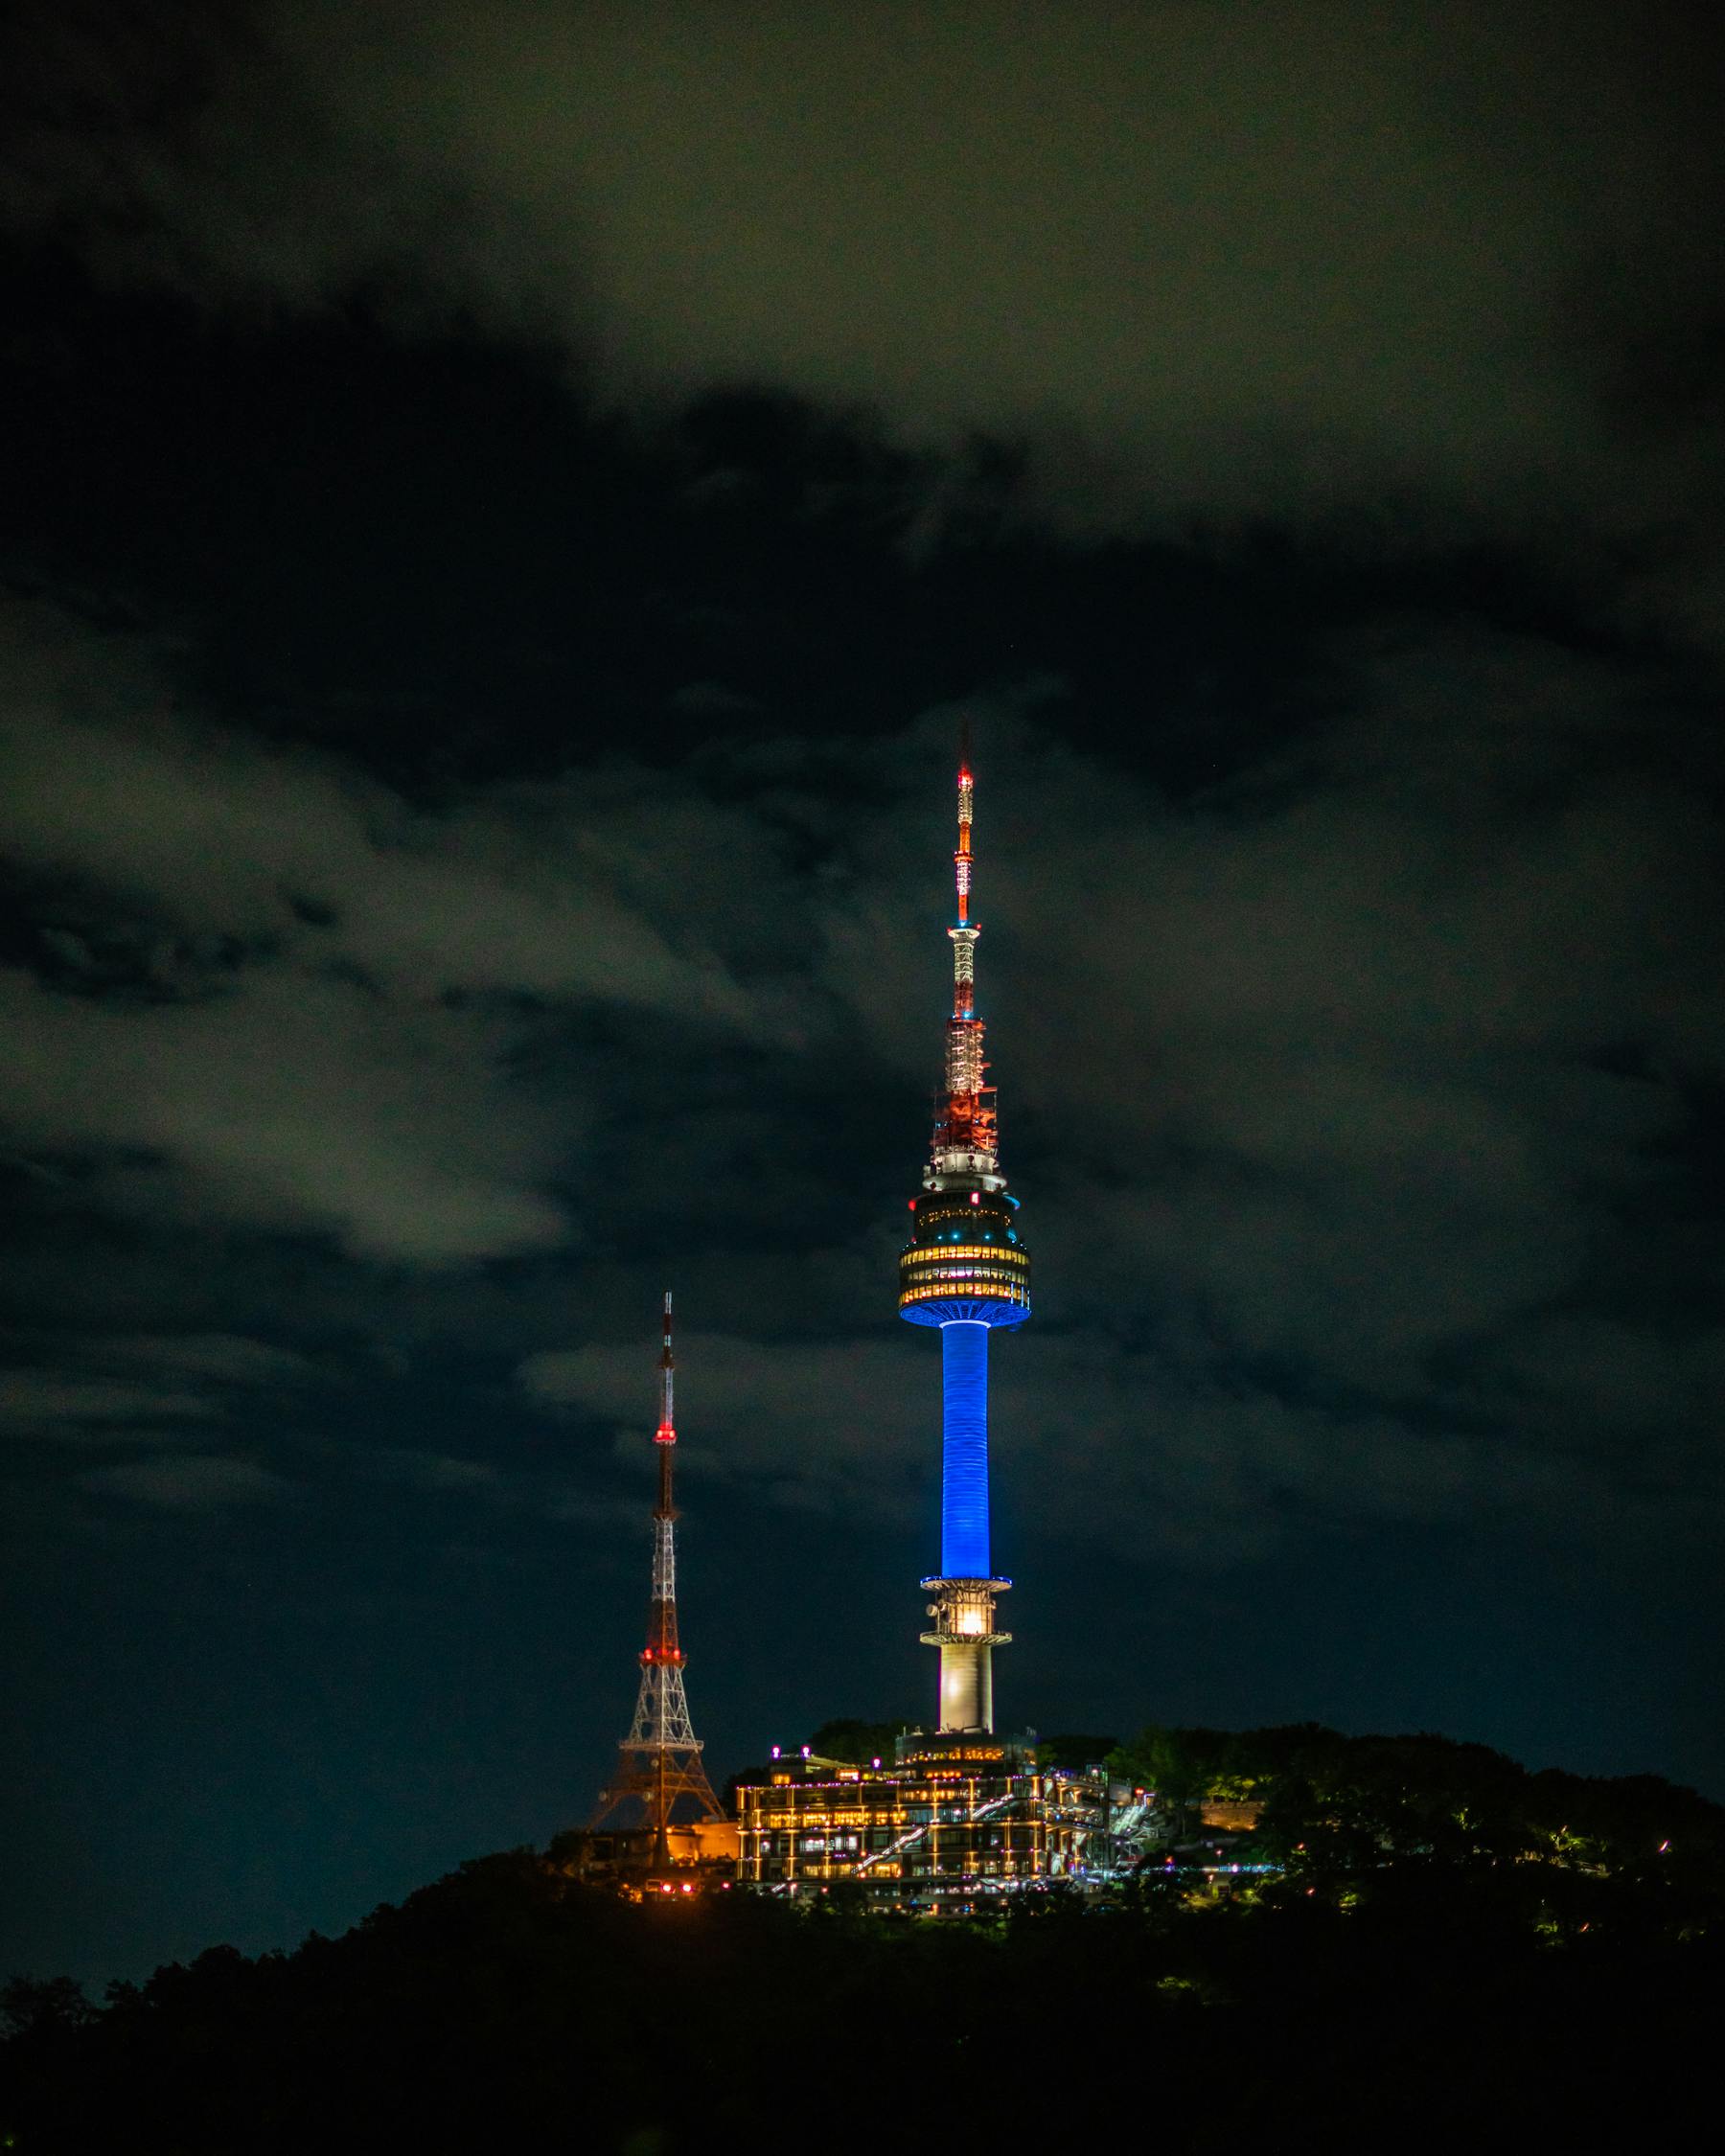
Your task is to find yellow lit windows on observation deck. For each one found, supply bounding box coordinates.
[900,1258,1028,1284]
[899,1271,1024,1291]
[898,1278,1031,1308]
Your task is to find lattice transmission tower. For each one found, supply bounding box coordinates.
[589,1294,724,1864]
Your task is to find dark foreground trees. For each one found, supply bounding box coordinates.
[1112,1721,1725,1913]
[6,1735,1722,2155]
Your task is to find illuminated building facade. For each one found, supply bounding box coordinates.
[736,1736,1107,1902]
[898,741,1030,1734]
[588,1295,730,1874]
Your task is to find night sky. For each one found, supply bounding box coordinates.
[3,1,1722,1983]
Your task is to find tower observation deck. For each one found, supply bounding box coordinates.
[898,740,1031,1735]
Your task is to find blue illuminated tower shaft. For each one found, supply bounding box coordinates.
[897,745,1030,1733]
[928,1317,1010,1731]
[941,1320,990,1576]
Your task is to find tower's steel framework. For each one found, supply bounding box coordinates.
[898,742,1031,1732]
[589,1294,723,1862]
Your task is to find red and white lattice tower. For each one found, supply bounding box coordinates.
[589,1294,723,1864]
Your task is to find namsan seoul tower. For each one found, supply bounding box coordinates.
[898,737,1031,1734]
[589,1294,724,1865]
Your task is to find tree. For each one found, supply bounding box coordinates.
[809,1718,906,1765]
[0,1976,94,2037]
[1036,1732,1118,1770]
[1108,1725,1231,1808]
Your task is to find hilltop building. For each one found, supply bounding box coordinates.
[736,1735,1109,1903]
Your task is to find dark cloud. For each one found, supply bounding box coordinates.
[78,1452,290,1511]
[0,1329,315,1451]
[7,1,1724,600]
[0,1371,221,1440]
[0,599,787,1265]
[93,1332,316,1383]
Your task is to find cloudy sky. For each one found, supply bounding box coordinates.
[3,0,1722,1979]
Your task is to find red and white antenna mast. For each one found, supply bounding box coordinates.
[589,1293,723,1863]
[934,721,997,1179]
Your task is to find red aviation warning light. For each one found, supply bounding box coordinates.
[654,1291,676,1445]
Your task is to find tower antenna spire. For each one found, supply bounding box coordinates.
[897,730,1031,1736]
[589,1292,723,1864]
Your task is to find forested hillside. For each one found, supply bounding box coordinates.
[6,1730,1719,2154]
